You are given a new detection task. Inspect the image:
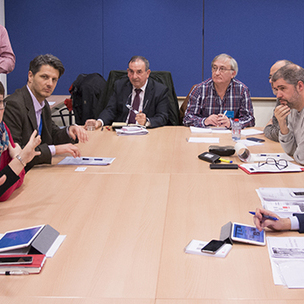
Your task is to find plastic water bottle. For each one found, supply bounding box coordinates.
[232,118,241,141]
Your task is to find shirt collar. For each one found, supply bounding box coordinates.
[27,85,45,112]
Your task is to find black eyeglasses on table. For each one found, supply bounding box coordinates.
[258,158,288,170]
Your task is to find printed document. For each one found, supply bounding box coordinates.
[267,237,304,288]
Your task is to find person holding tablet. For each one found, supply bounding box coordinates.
[253,207,304,233]
[0,81,41,201]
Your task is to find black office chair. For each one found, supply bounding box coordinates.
[102,70,180,126]
[70,73,107,125]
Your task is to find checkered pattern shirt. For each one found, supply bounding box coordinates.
[183,78,255,128]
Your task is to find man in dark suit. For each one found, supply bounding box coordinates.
[85,56,169,129]
[4,54,88,171]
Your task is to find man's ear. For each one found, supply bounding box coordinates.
[297,80,304,92]
[27,71,33,84]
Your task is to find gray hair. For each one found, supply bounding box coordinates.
[211,53,238,76]
[129,56,150,71]
[272,64,304,87]
[279,59,293,65]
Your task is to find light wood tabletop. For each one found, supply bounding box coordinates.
[0,126,304,304]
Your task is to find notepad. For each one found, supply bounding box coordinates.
[58,157,115,166]
[116,126,148,136]
[239,161,304,174]
[184,239,232,258]
[187,137,220,143]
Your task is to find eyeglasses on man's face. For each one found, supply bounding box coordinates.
[0,100,6,111]
[211,65,234,73]
[258,158,288,170]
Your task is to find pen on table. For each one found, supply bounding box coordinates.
[249,211,279,221]
[0,270,29,275]
[259,154,280,157]
[219,158,233,163]
[106,126,111,131]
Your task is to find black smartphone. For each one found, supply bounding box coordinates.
[201,240,225,254]
[246,137,265,143]
[0,256,33,265]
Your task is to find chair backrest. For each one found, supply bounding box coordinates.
[102,70,180,126]
[179,84,198,125]
[70,73,107,125]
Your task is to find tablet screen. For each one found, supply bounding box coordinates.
[232,223,265,245]
[0,225,44,252]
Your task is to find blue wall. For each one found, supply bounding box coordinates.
[5,1,304,97]
[204,0,304,97]
[5,0,202,96]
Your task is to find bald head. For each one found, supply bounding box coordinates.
[269,60,293,84]
[269,60,293,95]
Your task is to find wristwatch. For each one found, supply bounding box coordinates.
[16,154,26,167]
[145,118,151,127]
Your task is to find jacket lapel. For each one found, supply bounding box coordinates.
[23,87,38,131]
[143,78,154,110]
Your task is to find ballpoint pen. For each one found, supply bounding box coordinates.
[126,104,139,115]
[249,211,278,221]
[219,158,233,163]
[223,110,227,116]
[259,154,280,157]
[0,270,29,275]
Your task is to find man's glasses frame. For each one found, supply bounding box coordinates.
[0,100,6,111]
[258,158,288,170]
[211,65,234,73]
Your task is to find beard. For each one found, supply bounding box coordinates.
[279,89,301,110]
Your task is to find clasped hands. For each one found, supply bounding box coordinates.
[205,113,230,128]
[84,112,147,130]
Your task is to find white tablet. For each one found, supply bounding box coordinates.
[0,225,45,252]
[231,222,265,246]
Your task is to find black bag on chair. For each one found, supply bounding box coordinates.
[70,73,107,125]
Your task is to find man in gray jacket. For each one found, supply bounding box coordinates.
[272,64,304,165]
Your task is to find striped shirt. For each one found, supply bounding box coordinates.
[183,78,255,128]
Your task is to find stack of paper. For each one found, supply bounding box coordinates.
[267,237,304,288]
[58,157,115,166]
[0,254,46,274]
[184,239,232,258]
[116,126,148,136]
[190,126,231,134]
[239,161,303,174]
[256,188,304,218]
[250,153,294,162]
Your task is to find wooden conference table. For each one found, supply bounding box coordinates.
[0,126,304,304]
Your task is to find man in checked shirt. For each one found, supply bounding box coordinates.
[183,53,255,129]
